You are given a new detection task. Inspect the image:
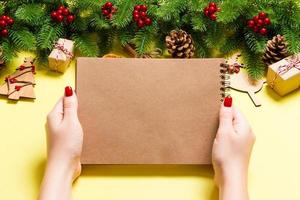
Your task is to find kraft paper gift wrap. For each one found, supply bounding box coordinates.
[267,54,300,96]
[48,38,74,73]
[76,58,224,164]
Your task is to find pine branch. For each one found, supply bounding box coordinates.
[132,26,155,55]
[98,31,114,56]
[15,4,45,25]
[241,45,265,79]
[88,13,111,31]
[244,30,267,54]
[9,29,37,51]
[0,40,17,63]
[191,15,207,32]
[283,28,300,54]
[156,0,187,21]
[112,0,135,28]
[37,23,64,50]
[75,0,102,11]
[220,33,243,55]
[217,0,249,23]
[72,34,99,57]
[192,32,210,58]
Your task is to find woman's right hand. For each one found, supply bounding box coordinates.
[212,97,255,200]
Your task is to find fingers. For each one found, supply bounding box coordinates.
[218,101,234,135]
[232,106,252,136]
[47,97,64,126]
[63,86,79,120]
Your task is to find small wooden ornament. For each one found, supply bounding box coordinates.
[0,57,36,101]
[227,54,265,107]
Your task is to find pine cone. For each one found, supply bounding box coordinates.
[165,30,195,58]
[263,35,289,66]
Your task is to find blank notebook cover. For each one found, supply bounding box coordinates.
[76,58,224,164]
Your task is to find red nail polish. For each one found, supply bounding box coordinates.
[224,96,232,107]
[65,86,73,97]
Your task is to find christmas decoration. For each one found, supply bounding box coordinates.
[203,2,221,21]
[101,2,117,20]
[263,35,289,67]
[165,30,195,58]
[227,54,265,107]
[51,5,75,24]
[0,57,36,101]
[0,15,14,37]
[132,4,152,28]
[247,12,271,36]
[267,54,300,96]
[0,0,300,80]
[48,38,74,73]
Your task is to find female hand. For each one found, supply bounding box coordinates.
[212,97,255,200]
[39,86,83,200]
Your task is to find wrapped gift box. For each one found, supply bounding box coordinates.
[267,54,300,96]
[48,38,74,73]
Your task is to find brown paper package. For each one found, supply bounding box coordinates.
[76,58,223,164]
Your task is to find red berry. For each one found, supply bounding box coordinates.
[140,5,147,12]
[140,11,147,18]
[259,12,267,19]
[1,15,8,21]
[253,26,259,33]
[259,27,267,35]
[247,20,255,28]
[62,8,70,16]
[144,17,152,25]
[133,10,139,15]
[1,29,8,37]
[234,66,240,74]
[253,16,259,23]
[137,19,144,28]
[209,2,217,7]
[8,18,14,25]
[134,5,141,11]
[58,5,65,10]
[51,11,58,20]
[67,15,75,23]
[210,14,217,21]
[56,15,64,22]
[208,6,216,13]
[204,10,209,16]
[0,20,6,28]
[107,13,113,19]
[102,9,109,16]
[264,18,271,25]
[57,9,63,15]
[257,19,264,26]
[133,13,140,21]
[105,2,113,8]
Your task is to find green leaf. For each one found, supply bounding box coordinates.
[0,40,16,63]
[15,4,45,25]
[72,34,99,57]
[244,30,267,54]
[37,24,64,50]
[132,27,155,55]
[241,46,265,79]
[112,0,135,28]
[9,29,37,51]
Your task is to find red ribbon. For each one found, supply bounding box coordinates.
[54,42,74,59]
[270,55,300,88]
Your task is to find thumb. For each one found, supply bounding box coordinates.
[218,97,234,134]
[63,86,78,120]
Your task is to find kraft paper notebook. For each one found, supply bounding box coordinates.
[76,58,225,164]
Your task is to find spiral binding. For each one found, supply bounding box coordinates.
[220,63,231,102]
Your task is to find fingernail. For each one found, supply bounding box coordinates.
[65,86,73,97]
[224,96,232,107]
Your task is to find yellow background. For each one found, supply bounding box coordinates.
[1,52,300,200]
